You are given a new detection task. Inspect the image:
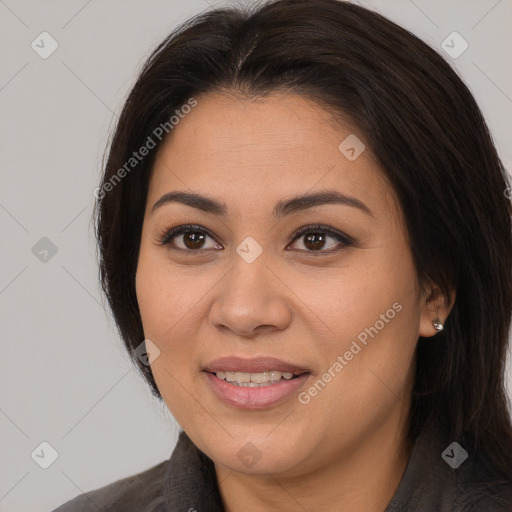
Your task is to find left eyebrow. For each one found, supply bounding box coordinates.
[150,190,374,218]
[273,190,374,218]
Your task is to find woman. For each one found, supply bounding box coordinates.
[54,0,512,510]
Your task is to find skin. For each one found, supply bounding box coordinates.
[135,92,454,511]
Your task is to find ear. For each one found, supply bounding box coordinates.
[418,283,456,338]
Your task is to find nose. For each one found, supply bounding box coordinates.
[208,255,292,338]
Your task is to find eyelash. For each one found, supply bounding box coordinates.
[156,223,353,256]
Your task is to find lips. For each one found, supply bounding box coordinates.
[202,356,311,409]
[203,356,310,375]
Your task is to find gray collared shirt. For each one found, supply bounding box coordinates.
[52,420,512,511]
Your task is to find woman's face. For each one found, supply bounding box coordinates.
[136,92,439,477]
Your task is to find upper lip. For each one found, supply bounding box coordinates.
[203,356,310,375]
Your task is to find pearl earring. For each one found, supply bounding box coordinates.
[433,317,444,331]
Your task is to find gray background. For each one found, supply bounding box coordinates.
[0,0,511,510]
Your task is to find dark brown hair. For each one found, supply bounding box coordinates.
[94,0,512,481]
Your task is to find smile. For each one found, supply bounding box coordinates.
[202,356,312,408]
[215,370,298,386]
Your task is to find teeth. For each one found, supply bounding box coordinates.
[215,370,295,386]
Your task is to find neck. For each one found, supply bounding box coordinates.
[215,408,413,512]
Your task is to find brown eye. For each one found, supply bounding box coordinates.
[303,232,327,251]
[182,230,207,250]
[288,224,352,253]
[158,224,222,253]
[158,223,352,255]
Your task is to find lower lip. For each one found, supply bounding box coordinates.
[204,372,311,409]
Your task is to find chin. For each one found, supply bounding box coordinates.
[206,434,310,477]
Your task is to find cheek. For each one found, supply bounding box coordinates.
[136,245,210,340]
[135,250,205,423]
[135,245,219,412]
[298,247,419,351]
[299,245,420,401]
[135,256,167,341]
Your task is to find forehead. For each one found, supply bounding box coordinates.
[155,91,359,167]
[148,92,397,222]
